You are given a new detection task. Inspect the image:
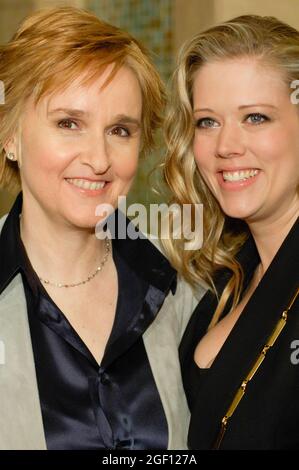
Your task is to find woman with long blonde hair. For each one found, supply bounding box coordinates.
[163,15,299,449]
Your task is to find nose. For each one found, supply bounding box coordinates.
[216,122,246,159]
[80,133,111,174]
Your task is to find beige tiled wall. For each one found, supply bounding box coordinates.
[34,0,86,8]
[0,0,33,44]
[174,0,299,51]
[213,0,299,27]
[173,0,215,53]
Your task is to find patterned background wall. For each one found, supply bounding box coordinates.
[89,0,173,207]
[90,0,172,83]
[2,0,299,215]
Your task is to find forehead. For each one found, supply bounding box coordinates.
[27,64,142,116]
[192,57,289,108]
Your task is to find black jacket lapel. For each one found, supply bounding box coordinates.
[183,218,299,449]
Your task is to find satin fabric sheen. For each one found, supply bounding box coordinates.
[0,194,177,449]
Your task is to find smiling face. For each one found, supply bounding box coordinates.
[192,57,299,225]
[16,64,142,228]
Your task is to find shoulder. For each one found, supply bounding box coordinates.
[112,219,178,295]
[143,234,206,340]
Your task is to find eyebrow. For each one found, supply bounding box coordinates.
[112,114,141,127]
[47,108,90,117]
[239,104,278,110]
[193,104,278,114]
[47,109,141,126]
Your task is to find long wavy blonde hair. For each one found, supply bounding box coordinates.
[163,15,299,327]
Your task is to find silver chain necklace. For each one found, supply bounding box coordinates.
[39,238,111,288]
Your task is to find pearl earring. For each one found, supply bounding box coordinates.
[7,152,16,161]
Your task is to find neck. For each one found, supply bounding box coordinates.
[247,203,298,276]
[20,199,108,284]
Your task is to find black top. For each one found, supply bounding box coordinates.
[183,361,209,412]
[180,218,299,450]
[0,193,177,450]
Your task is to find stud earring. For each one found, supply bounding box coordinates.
[7,152,16,161]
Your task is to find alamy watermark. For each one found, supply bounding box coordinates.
[290,80,299,104]
[290,340,299,365]
[94,196,203,251]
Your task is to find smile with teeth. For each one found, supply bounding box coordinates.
[66,178,106,190]
[222,169,259,182]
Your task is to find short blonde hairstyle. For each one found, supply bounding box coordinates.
[0,6,165,191]
[163,15,299,327]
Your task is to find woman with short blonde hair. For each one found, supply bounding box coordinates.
[0,6,163,191]
[0,6,197,450]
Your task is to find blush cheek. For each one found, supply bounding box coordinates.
[21,132,52,172]
[250,128,289,165]
[193,141,213,175]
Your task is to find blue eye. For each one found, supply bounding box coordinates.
[196,118,218,129]
[245,113,269,124]
[58,119,79,130]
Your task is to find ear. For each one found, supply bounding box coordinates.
[4,133,21,167]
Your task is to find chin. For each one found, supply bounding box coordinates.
[60,209,99,229]
[220,203,257,221]
[70,218,98,230]
[61,199,114,228]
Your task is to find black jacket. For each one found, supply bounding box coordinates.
[180,218,299,450]
[0,193,198,450]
